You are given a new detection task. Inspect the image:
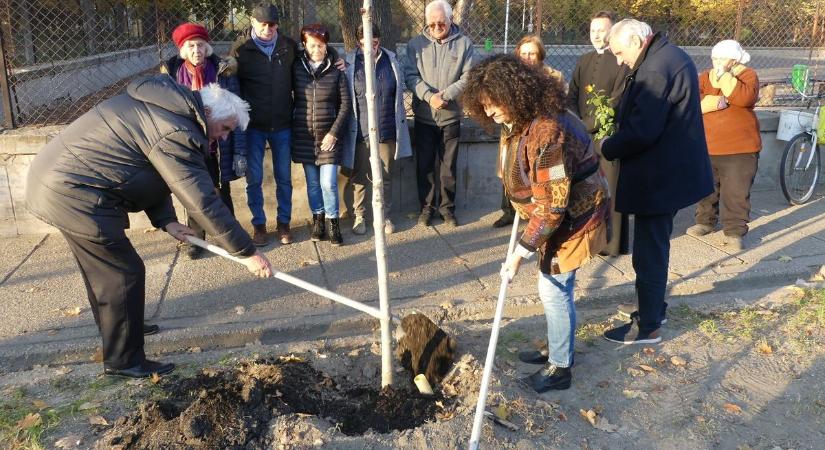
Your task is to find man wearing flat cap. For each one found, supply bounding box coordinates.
[232,2,299,247]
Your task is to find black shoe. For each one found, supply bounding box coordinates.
[418,210,432,226]
[603,317,662,344]
[492,213,514,228]
[327,218,343,246]
[518,349,549,364]
[310,213,325,242]
[185,244,203,260]
[143,324,159,336]
[104,359,175,378]
[442,212,458,227]
[524,363,572,392]
[617,303,668,325]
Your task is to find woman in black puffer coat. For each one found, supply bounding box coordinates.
[292,23,351,245]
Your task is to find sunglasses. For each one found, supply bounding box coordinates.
[427,22,448,30]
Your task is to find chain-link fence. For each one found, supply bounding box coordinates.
[0,0,823,128]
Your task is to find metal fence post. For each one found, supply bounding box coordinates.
[0,25,15,129]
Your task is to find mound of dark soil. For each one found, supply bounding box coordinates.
[96,356,444,449]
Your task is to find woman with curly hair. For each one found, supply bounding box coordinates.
[463,54,610,392]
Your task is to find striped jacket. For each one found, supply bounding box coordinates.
[500,111,611,273]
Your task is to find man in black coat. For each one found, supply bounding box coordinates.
[599,19,713,344]
[26,75,273,377]
[566,10,630,256]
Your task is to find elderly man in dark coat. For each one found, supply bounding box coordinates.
[26,75,273,378]
[600,19,713,344]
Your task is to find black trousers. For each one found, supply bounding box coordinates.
[694,153,759,237]
[414,120,460,215]
[62,232,146,369]
[632,212,675,333]
[186,155,234,237]
[499,189,515,216]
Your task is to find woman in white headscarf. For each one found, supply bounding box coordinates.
[686,40,761,252]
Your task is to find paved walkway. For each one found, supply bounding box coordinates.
[1,182,824,371]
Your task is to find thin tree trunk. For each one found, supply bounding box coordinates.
[453,0,474,29]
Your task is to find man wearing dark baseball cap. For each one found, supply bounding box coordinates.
[232,2,296,247]
[251,2,279,23]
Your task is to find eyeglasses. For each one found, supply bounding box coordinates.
[427,22,448,30]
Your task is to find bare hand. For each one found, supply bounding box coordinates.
[320,133,337,152]
[429,92,447,110]
[240,250,273,278]
[165,222,196,242]
[334,57,346,72]
[499,255,523,283]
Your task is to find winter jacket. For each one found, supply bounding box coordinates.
[601,33,714,215]
[232,31,299,132]
[353,50,396,142]
[403,24,476,127]
[342,47,413,170]
[500,112,611,274]
[26,75,255,256]
[291,49,352,166]
[161,54,247,184]
[699,65,761,155]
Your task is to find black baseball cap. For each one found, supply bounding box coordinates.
[252,2,279,23]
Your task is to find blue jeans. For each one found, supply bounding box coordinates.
[303,163,339,218]
[246,128,292,225]
[537,270,577,368]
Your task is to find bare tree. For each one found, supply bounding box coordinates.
[338,0,394,51]
[453,0,474,28]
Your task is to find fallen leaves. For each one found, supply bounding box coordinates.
[655,355,667,365]
[54,366,73,375]
[54,434,83,449]
[61,307,82,317]
[723,402,743,414]
[638,364,656,373]
[32,399,49,410]
[671,356,687,367]
[17,413,42,430]
[90,347,103,363]
[622,389,648,399]
[235,306,246,315]
[579,408,619,433]
[149,373,162,384]
[494,403,510,421]
[778,255,793,263]
[642,347,656,355]
[278,354,305,363]
[757,341,773,355]
[89,415,109,426]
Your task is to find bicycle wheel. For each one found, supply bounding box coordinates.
[780,132,821,205]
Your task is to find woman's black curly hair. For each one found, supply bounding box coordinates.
[462,54,566,132]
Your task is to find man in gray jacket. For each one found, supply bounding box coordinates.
[403,0,476,227]
[26,75,273,378]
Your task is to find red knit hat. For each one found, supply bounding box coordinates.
[172,23,210,48]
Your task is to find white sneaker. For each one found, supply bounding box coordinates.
[384,218,395,235]
[352,216,367,235]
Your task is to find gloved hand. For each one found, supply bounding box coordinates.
[233,155,247,178]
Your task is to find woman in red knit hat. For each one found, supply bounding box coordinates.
[687,40,761,252]
[162,22,248,259]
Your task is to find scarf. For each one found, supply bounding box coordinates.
[252,28,277,59]
[177,59,217,91]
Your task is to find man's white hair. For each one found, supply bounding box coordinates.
[425,0,453,20]
[199,83,250,131]
[608,18,653,46]
[179,41,214,61]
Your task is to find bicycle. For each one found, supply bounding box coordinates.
[779,65,825,205]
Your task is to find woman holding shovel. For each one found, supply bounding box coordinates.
[462,55,611,392]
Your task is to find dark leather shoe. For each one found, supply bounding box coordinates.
[492,213,514,228]
[143,324,159,336]
[518,349,549,364]
[104,359,175,378]
[524,363,572,392]
[442,212,458,227]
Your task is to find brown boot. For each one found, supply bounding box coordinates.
[252,224,271,247]
[276,222,293,245]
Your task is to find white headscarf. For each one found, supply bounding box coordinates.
[711,40,751,65]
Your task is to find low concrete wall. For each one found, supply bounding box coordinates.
[0,113,791,237]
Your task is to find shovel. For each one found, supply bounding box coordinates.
[184,235,456,386]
